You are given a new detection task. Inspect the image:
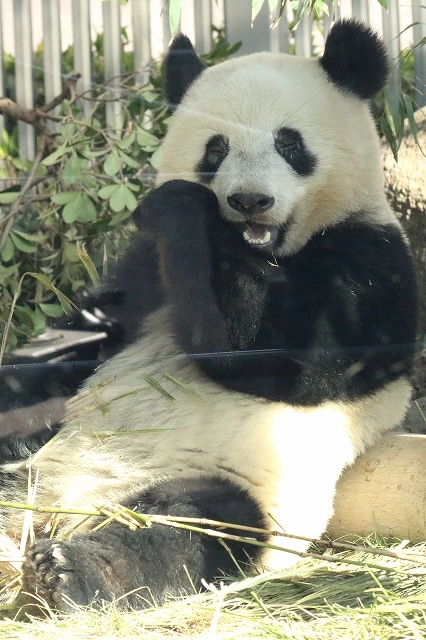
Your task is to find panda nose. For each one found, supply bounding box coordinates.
[227,192,275,216]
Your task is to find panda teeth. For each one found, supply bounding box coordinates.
[243,228,271,245]
[242,223,280,248]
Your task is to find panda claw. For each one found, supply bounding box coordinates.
[20,540,80,611]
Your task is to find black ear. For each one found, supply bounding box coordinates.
[163,34,206,111]
[320,19,389,99]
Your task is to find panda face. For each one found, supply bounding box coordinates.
[157,34,390,256]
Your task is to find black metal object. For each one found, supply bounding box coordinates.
[5,328,108,365]
[0,327,110,463]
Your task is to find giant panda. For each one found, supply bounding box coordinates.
[0,19,418,612]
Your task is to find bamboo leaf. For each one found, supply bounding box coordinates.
[109,183,127,212]
[38,303,65,318]
[76,243,100,287]
[10,231,36,253]
[164,372,204,401]
[136,127,160,149]
[252,0,265,21]
[25,272,78,314]
[98,184,119,199]
[150,146,162,169]
[103,151,121,176]
[0,191,20,204]
[1,236,14,262]
[402,92,420,147]
[61,192,83,223]
[117,149,140,169]
[109,208,133,226]
[76,194,97,223]
[143,374,175,401]
[108,183,137,213]
[82,147,109,158]
[169,0,182,34]
[12,229,45,244]
[51,191,80,205]
[123,185,138,211]
[0,271,77,364]
[63,154,86,186]
[0,262,19,281]
[41,144,69,166]
[381,117,398,162]
[116,132,136,150]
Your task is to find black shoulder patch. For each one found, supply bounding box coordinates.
[163,34,206,111]
[320,19,389,100]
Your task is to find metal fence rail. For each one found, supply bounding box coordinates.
[1,0,426,159]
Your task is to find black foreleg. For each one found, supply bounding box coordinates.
[20,478,265,612]
[133,180,234,357]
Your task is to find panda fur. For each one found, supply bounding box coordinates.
[0,19,418,611]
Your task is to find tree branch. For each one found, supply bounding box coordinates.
[0,98,53,138]
[40,74,81,113]
[0,75,82,152]
[0,142,46,254]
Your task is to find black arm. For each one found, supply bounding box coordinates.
[134,180,233,356]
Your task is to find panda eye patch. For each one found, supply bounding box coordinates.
[274,127,317,177]
[196,134,229,183]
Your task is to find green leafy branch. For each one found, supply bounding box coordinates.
[0,271,77,365]
[0,29,239,355]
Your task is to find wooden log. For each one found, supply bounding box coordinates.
[328,431,426,542]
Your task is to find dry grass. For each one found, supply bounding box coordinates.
[0,454,424,638]
[0,539,425,639]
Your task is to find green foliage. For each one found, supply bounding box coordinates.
[0,28,236,355]
[372,48,420,161]
[0,72,166,355]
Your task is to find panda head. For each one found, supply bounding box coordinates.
[156,19,390,256]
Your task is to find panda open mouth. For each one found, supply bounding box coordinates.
[242,222,280,249]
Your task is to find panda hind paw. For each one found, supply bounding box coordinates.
[20,540,87,613]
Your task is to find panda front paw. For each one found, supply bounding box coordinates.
[21,540,92,612]
[133,179,218,235]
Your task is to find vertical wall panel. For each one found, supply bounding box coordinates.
[162,0,171,48]
[180,0,195,45]
[72,0,91,116]
[211,0,225,30]
[102,0,122,133]
[352,0,369,23]
[194,0,211,54]
[413,1,426,107]
[13,0,35,159]
[0,0,5,134]
[270,11,289,54]
[42,0,62,133]
[149,0,165,59]
[132,0,151,85]
[224,0,270,55]
[42,0,62,102]
[294,18,312,57]
[382,1,400,84]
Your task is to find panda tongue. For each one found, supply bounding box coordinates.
[243,222,278,247]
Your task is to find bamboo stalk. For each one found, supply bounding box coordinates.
[0,500,424,570]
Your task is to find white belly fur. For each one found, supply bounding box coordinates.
[1,308,412,570]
